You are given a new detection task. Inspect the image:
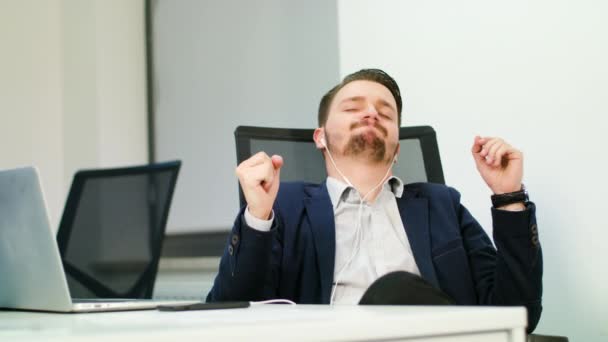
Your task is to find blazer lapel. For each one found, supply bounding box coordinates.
[397,191,439,288]
[303,182,335,304]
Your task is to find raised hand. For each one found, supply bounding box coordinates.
[235,152,283,220]
[471,136,523,195]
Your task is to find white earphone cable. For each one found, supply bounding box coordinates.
[322,137,395,304]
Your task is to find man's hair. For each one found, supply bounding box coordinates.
[318,68,402,127]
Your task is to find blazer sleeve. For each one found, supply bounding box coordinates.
[206,206,283,302]
[452,189,543,333]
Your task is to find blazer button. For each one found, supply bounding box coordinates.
[231,234,239,246]
[530,224,539,246]
[228,245,234,255]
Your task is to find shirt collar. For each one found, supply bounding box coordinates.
[326,175,404,210]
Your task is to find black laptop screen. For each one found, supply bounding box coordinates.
[56,161,180,299]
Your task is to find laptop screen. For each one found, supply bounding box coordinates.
[56,161,180,299]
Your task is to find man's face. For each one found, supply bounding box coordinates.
[323,80,400,164]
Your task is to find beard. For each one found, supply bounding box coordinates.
[344,132,387,163]
[341,122,391,163]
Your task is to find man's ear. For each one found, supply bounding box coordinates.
[313,128,325,150]
[393,143,401,163]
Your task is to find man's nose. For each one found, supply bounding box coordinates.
[362,103,379,122]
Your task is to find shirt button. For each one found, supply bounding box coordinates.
[228,245,234,255]
[231,234,239,246]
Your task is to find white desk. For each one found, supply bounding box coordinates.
[0,305,526,341]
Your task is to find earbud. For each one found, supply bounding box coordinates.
[320,136,327,148]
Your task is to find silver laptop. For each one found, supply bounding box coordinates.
[0,167,196,312]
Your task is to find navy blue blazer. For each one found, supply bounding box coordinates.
[207,181,542,331]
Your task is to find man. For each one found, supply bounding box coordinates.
[207,69,542,331]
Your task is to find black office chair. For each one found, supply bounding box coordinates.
[56,161,181,299]
[527,335,568,342]
[234,125,444,207]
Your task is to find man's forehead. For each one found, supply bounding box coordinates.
[333,80,397,108]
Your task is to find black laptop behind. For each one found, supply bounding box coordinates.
[56,161,181,300]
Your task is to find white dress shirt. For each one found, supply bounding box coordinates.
[244,176,420,304]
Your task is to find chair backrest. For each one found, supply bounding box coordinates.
[56,161,181,299]
[527,334,569,342]
[234,126,444,206]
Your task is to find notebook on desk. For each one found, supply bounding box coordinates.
[0,166,196,313]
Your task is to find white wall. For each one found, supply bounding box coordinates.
[0,0,148,228]
[338,0,607,340]
[0,0,65,226]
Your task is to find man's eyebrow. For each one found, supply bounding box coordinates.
[339,96,366,105]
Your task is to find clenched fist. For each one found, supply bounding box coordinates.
[472,136,523,195]
[235,152,283,220]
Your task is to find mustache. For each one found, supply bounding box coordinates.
[349,121,388,137]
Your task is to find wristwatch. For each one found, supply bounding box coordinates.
[491,184,529,208]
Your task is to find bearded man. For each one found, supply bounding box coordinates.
[206,69,542,332]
